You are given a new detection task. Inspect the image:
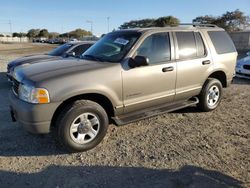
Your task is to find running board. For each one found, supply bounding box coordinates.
[113,97,199,126]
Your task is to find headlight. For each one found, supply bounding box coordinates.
[18,84,50,104]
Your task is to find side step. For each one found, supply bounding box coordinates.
[113,97,199,126]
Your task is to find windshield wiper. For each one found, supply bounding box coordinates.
[82,54,104,62]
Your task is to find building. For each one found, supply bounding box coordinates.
[0,32,12,37]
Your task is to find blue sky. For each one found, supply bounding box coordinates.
[0,0,249,36]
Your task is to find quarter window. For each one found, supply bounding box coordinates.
[135,33,171,65]
[208,31,236,54]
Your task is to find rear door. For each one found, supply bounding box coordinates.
[174,31,213,101]
[122,32,176,113]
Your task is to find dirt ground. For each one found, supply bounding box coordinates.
[0,43,249,188]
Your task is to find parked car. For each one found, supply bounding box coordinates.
[10,24,237,152]
[235,52,250,79]
[7,41,94,80]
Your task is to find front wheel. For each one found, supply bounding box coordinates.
[198,78,223,112]
[56,100,109,152]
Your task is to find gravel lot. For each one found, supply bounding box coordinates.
[0,43,249,188]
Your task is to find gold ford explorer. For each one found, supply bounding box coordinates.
[10,24,237,152]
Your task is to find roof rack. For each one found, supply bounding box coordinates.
[179,23,218,28]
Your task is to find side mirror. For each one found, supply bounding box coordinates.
[65,51,76,57]
[128,55,149,68]
[246,52,250,56]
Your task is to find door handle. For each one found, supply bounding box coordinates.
[202,60,211,65]
[162,66,174,72]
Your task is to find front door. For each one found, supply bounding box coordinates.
[122,32,176,113]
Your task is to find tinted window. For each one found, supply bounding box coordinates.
[136,33,171,64]
[208,31,236,54]
[82,32,141,62]
[195,32,206,57]
[71,44,92,57]
[47,43,73,56]
[176,32,197,59]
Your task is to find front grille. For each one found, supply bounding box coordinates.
[243,65,250,70]
[12,78,20,96]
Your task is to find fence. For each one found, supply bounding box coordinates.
[0,37,29,43]
[230,31,250,50]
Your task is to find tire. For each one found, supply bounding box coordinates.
[198,78,223,112]
[56,100,109,152]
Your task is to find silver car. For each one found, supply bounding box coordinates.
[236,52,250,79]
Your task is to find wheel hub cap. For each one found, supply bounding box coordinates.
[70,112,100,144]
[207,85,220,107]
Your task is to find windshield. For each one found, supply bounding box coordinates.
[82,31,141,62]
[47,43,73,56]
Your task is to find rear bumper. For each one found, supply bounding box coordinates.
[9,91,60,134]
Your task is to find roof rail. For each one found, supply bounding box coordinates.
[179,23,218,28]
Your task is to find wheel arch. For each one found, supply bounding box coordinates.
[51,93,115,128]
[207,70,227,88]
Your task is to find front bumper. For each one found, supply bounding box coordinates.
[9,91,60,134]
[235,67,250,79]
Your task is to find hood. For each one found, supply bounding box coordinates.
[14,58,112,83]
[8,54,61,68]
[237,55,250,65]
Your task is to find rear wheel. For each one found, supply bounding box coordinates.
[56,100,109,152]
[198,78,222,112]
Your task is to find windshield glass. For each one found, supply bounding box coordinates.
[47,43,73,56]
[82,31,141,62]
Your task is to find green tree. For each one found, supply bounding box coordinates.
[119,19,155,29]
[38,29,49,38]
[59,29,92,39]
[27,29,40,39]
[193,9,249,32]
[69,28,92,38]
[192,15,217,24]
[221,9,248,31]
[154,16,180,27]
[119,16,179,29]
[0,34,4,37]
[48,32,60,39]
[12,32,27,37]
[12,32,20,37]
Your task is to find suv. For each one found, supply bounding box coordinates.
[7,41,94,80]
[9,24,237,152]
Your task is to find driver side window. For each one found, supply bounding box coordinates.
[135,32,171,65]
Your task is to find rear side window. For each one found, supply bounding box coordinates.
[208,31,236,54]
[176,32,206,60]
[176,32,197,59]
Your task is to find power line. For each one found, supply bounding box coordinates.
[86,20,93,35]
[0,19,12,34]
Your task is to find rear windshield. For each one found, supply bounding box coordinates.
[47,43,73,56]
[208,31,236,54]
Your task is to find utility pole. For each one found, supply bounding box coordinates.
[9,20,12,36]
[107,17,110,33]
[86,20,93,35]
